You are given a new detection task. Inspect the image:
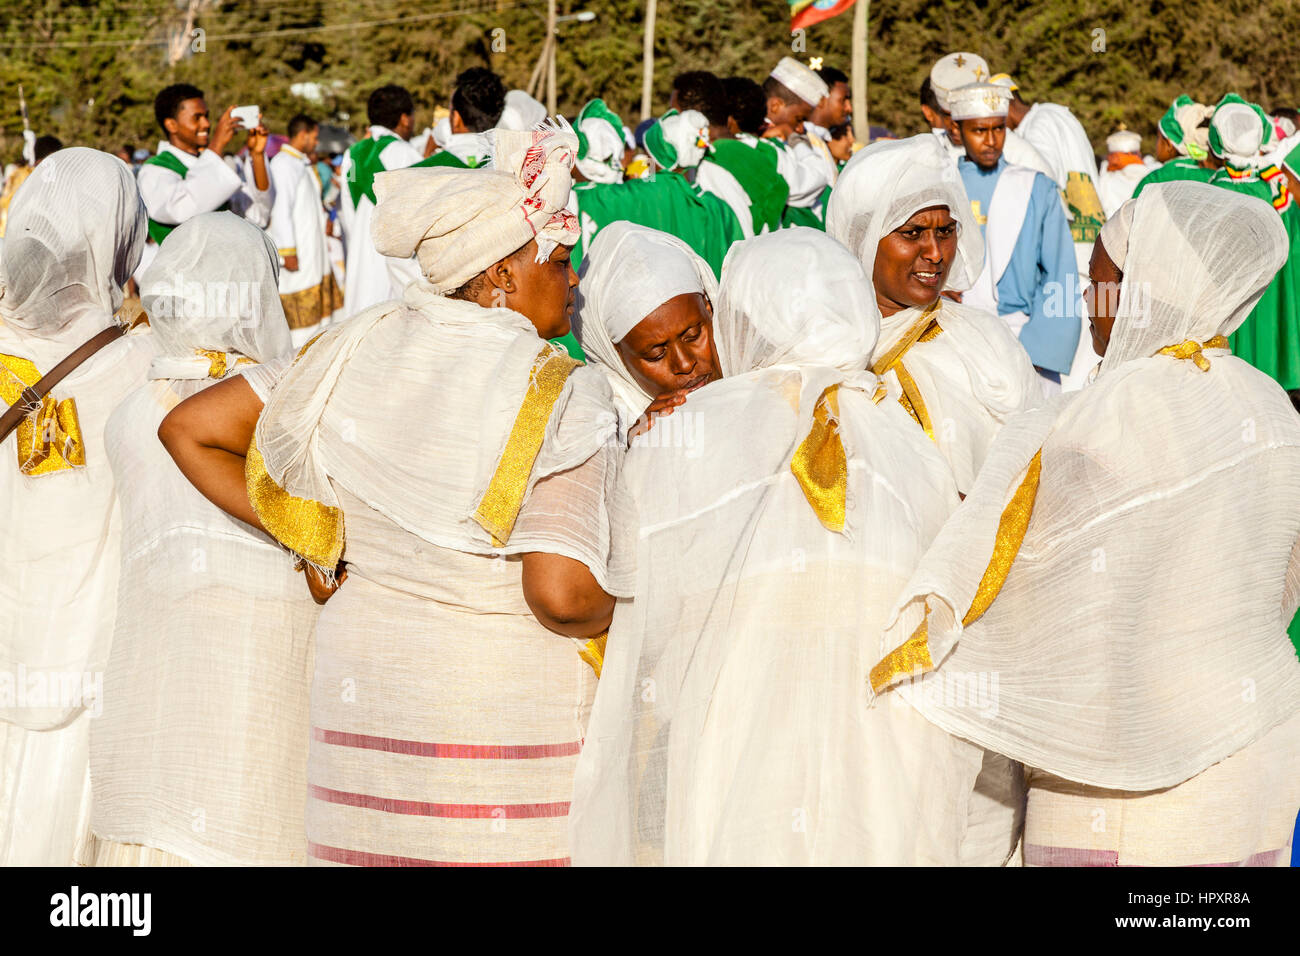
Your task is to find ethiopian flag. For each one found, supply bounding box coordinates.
[790,0,858,30]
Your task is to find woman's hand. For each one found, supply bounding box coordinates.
[304,561,348,605]
[627,389,689,443]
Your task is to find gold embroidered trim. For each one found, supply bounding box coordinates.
[790,384,848,533]
[871,302,943,441]
[578,630,609,678]
[280,272,344,330]
[0,352,86,476]
[472,346,581,547]
[1157,335,1230,372]
[245,435,344,569]
[870,449,1043,693]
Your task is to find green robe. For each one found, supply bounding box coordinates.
[1132,157,1215,198]
[142,150,229,244]
[701,138,789,234]
[1208,167,1300,390]
[572,173,744,277]
[412,151,472,170]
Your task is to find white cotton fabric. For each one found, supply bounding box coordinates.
[90,213,315,865]
[255,282,633,593]
[570,230,984,865]
[948,83,1011,121]
[826,134,1043,492]
[655,110,711,171]
[575,116,626,184]
[371,121,580,294]
[1107,130,1142,154]
[930,52,989,112]
[575,222,717,433]
[0,148,158,864]
[140,212,292,380]
[876,181,1300,791]
[770,56,829,107]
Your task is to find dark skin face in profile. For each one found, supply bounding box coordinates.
[617,292,720,398]
[1084,238,1122,357]
[873,205,958,318]
[459,239,579,339]
[957,116,1007,170]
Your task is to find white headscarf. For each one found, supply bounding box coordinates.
[575,222,717,430]
[141,212,293,381]
[569,229,972,864]
[872,181,1300,791]
[371,120,580,294]
[0,147,145,367]
[825,133,1040,493]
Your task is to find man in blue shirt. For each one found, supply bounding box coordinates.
[950,82,1081,385]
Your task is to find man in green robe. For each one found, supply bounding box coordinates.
[1133,95,1216,197]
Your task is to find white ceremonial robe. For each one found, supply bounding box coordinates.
[269,145,343,346]
[137,141,273,231]
[337,126,424,318]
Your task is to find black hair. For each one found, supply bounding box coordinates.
[762,75,802,107]
[919,76,941,112]
[672,70,728,126]
[724,77,767,135]
[815,65,849,89]
[452,67,506,132]
[33,135,62,162]
[287,113,318,139]
[827,121,852,140]
[367,84,414,129]
[154,83,204,134]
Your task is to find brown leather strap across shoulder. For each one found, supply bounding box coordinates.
[0,324,125,445]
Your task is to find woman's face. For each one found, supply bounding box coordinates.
[503,239,579,339]
[872,205,957,317]
[616,292,720,397]
[1084,238,1123,357]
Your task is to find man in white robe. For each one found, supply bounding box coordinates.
[337,84,425,318]
[1097,129,1158,218]
[137,84,272,250]
[269,114,344,345]
[762,57,837,227]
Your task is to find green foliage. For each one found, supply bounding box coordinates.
[1,0,1297,164]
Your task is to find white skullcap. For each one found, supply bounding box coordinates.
[770,56,830,107]
[930,52,989,112]
[497,90,548,131]
[948,82,1011,121]
[1107,130,1142,154]
[371,121,580,294]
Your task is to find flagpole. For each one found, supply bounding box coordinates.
[852,0,867,142]
[546,0,557,115]
[641,0,657,121]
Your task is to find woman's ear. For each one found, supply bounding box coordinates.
[483,257,517,297]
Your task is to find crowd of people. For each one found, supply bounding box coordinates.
[1,48,1298,867]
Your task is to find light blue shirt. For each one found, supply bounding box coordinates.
[960,156,1081,374]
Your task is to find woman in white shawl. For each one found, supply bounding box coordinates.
[88,212,316,866]
[569,228,983,865]
[872,181,1300,866]
[574,222,720,441]
[249,123,634,866]
[826,133,1042,495]
[0,148,158,865]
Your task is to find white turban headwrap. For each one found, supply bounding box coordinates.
[497,90,548,132]
[371,120,580,294]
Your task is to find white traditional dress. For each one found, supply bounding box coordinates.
[872,182,1300,867]
[250,125,634,866]
[88,212,317,867]
[269,144,343,345]
[0,149,158,865]
[570,229,981,865]
[137,140,273,243]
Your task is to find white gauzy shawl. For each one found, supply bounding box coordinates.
[826,134,1043,492]
[872,181,1300,791]
[574,222,718,436]
[92,213,313,864]
[569,230,981,865]
[0,148,157,729]
[140,212,292,380]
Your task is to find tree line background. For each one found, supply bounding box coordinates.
[1,0,1296,163]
